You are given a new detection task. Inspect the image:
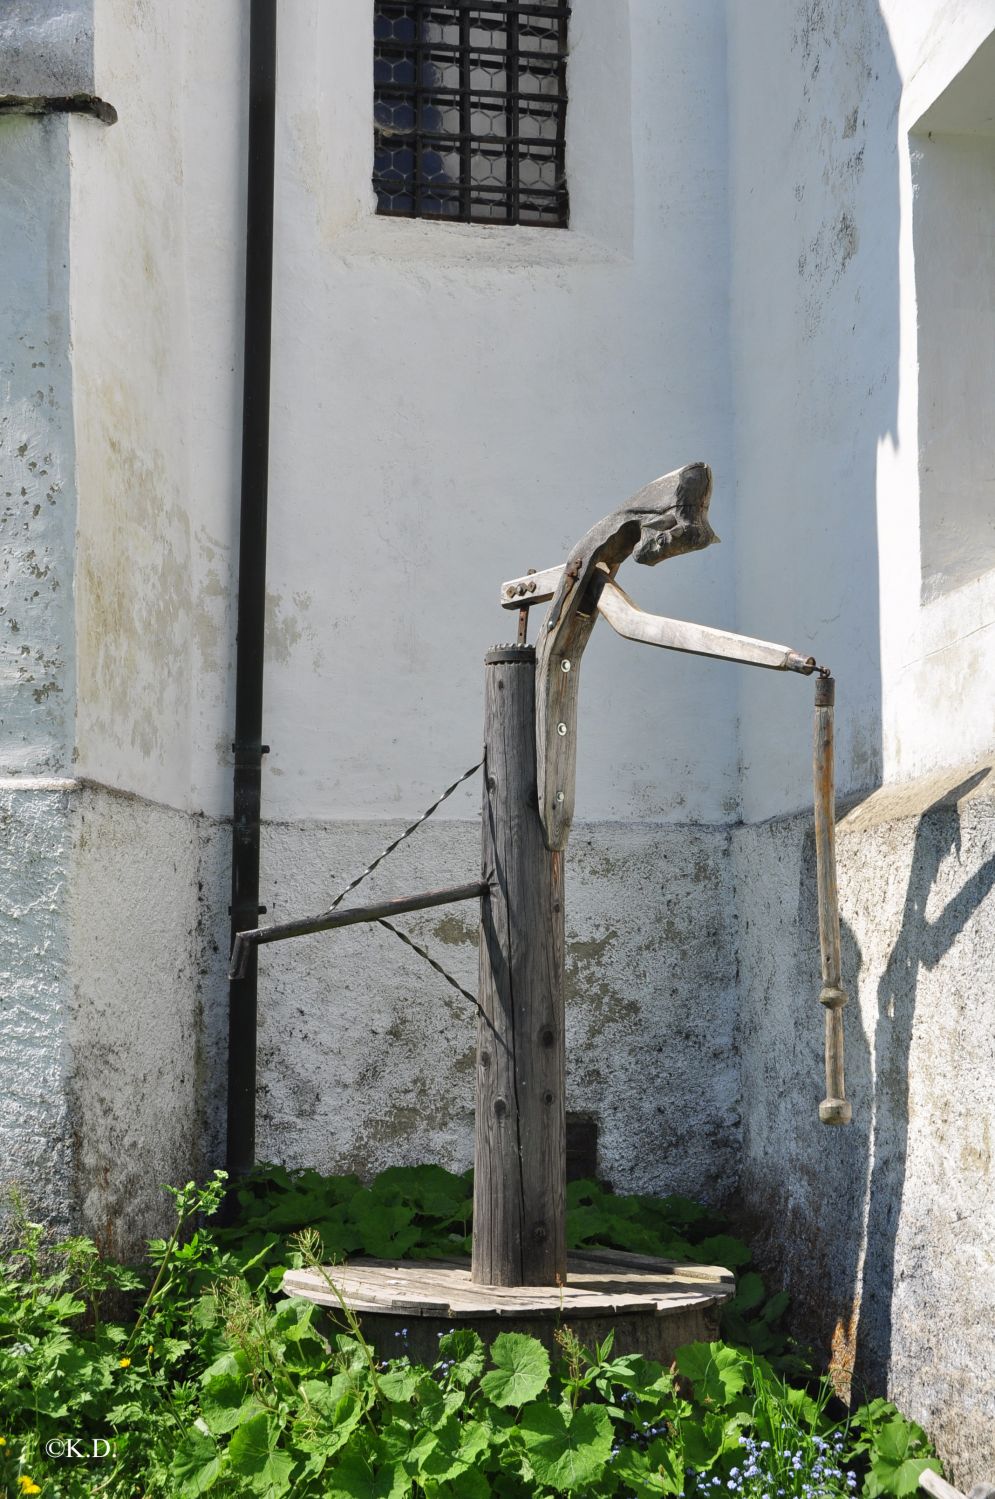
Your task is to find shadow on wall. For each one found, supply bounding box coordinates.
[775,768,995,1409]
[847,770,995,1397]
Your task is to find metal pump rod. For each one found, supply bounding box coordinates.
[813,674,851,1125]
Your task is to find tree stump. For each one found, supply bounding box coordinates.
[472,645,566,1287]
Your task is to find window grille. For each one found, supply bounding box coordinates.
[373,1,570,227]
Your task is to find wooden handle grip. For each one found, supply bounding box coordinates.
[813,676,852,1126]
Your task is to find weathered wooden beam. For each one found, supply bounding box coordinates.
[228,881,488,979]
[502,568,819,676]
[596,577,818,674]
[500,564,564,609]
[536,462,718,851]
[813,675,851,1126]
[473,645,566,1287]
[920,1469,995,1499]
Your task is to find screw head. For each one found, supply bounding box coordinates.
[560,659,571,673]
[555,790,565,803]
[556,722,567,736]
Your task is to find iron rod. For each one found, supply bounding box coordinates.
[230,882,489,980]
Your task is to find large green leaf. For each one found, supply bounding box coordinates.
[676,1342,750,1406]
[867,1417,942,1498]
[729,1271,765,1312]
[170,1429,222,1497]
[437,1328,485,1385]
[613,1436,684,1495]
[326,1449,412,1499]
[200,1372,264,1435]
[518,1401,613,1492]
[686,1235,753,1268]
[227,1413,294,1498]
[479,1333,551,1408]
[379,1367,421,1403]
[298,1375,364,1454]
[682,1410,751,1468]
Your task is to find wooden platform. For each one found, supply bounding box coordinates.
[283,1248,735,1364]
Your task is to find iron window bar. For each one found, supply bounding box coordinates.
[373,0,570,228]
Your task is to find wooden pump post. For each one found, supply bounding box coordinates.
[473,463,718,1288]
[472,645,567,1286]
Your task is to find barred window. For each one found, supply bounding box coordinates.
[373,2,570,227]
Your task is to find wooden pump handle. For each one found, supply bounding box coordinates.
[813,675,851,1125]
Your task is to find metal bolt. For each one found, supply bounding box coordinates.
[556,790,565,803]
[527,581,536,594]
[560,659,571,673]
[557,722,567,736]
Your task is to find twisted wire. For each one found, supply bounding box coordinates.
[317,757,486,1012]
[319,757,484,915]
[377,918,484,1019]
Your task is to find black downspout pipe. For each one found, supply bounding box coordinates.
[227,0,277,1184]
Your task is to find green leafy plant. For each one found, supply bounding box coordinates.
[0,1167,943,1499]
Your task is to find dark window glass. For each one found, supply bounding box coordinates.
[374,2,570,227]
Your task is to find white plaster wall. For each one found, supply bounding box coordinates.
[726,0,898,821]
[70,0,244,813]
[734,764,995,1481]
[876,3,995,790]
[728,0,995,821]
[262,0,739,828]
[913,127,995,600]
[70,0,739,828]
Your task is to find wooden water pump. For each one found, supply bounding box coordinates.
[230,460,851,1297]
[479,461,850,1282]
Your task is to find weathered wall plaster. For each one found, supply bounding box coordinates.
[0,782,74,1231]
[0,115,76,776]
[203,816,740,1205]
[734,765,995,1482]
[66,783,221,1257]
[0,0,93,96]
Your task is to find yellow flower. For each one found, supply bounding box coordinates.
[118,1357,131,1368]
[0,1435,7,1444]
[147,1344,154,1354]
[19,1479,42,1495]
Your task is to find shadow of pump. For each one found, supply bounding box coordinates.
[830,769,995,1399]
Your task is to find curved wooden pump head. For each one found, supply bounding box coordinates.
[536,462,718,850]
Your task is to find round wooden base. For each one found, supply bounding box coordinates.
[283,1248,734,1366]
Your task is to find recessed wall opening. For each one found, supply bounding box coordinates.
[912,28,995,602]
